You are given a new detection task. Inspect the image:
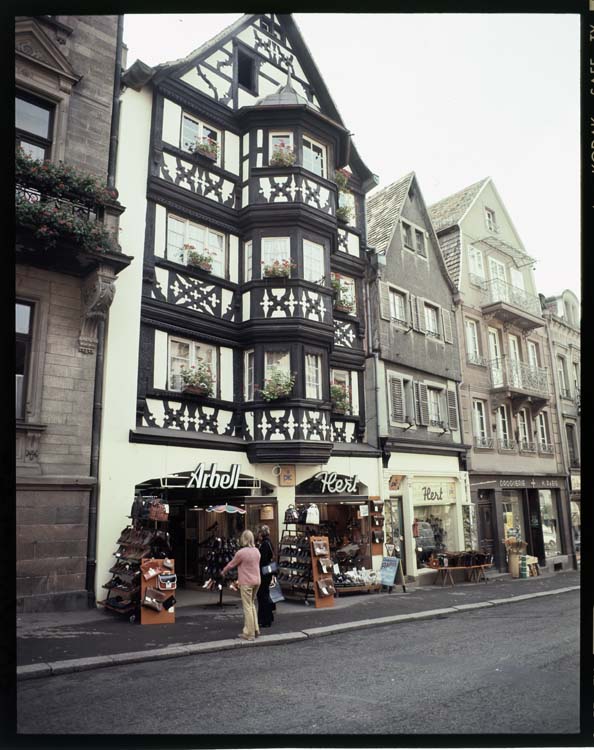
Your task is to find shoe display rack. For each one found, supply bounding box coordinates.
[98,495,173,623]
[369,499,385,558]
[309,535,335,609]
[277,531,314,605]
[200,535,239,607]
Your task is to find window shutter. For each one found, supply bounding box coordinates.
[409,294,418,330]
[390,376,405,423]
[442,308,454,344]
[417,382,429,425]
[447,390,459,431]
[379,281,391,321]
[416,297,426,333]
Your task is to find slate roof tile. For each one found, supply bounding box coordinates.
[365,172,415,254]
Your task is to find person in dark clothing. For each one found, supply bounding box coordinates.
[256,525,275,628]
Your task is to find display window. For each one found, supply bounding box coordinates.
[502,491,525,542]
[413,505,455,567]
[570,500,580,561]
[462,504,478,550]
[538,490,562,556]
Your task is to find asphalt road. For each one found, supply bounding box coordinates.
[17,590,580,736]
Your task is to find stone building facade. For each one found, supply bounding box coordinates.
[15,15,130,611]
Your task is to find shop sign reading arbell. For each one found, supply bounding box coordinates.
[186,463,240,490]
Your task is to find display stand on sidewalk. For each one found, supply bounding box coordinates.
[140,558,176,625]
[310,535,335,609]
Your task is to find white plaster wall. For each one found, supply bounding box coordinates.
[153,329,168,388]
[162,98,181,147]
[351,371,359,415]
[228,234,239,284]
[242,291,251,321]
[154,204,167,258]
[96,86,153,601]
[220,347,234,401]
[223,131,240,175]
[347,232,360,257]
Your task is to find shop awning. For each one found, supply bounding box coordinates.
[206,503,247,514]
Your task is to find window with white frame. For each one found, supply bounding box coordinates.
[496,404,512,447]
[168,336,217,394]
[265,350,290,379]
[428,387,442,425]
[390,289,407,323]
[181,113,220,162]
[465,319,481,364]
[467,245,485,283]
[244,240,253,282]
[537,412,551,449]
[472,399,488,446]
[302,135,326,178]
[330,368,353,412]
[401,221,414,249]
[305,353,322,400]
[338,189,356,224]
[573,361,579,392]
[269,132,294,163]
[331,273,356,314]
[424,304,440,337]
[518,409,531,449]
[485,207,498,233]
[415,229,427,257]
[16,301,34,419]
[557,356,570,397]
[244,350,254,401]
[261,237,291,277]
[166,215,225,277]
[303,239,325,284]
[527,341,539,370]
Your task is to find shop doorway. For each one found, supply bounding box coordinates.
[526,490,545,564]
[477,499,496,566]
[385,497,406,575]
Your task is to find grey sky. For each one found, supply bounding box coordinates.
[122,13,580,300]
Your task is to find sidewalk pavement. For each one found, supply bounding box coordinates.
[17,569,580,680]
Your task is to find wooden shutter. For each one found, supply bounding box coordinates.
[379,281,391,321]
[409,294,418,330]
[447,390,459,430]
[416,297,426,333]
[442,308,454,344]
[390,376,405,423]
[417,382,429,425]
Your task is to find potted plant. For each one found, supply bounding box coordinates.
[180,362,214,397]
[334,167,350,191]
[257,368,296,402]
[331,277,356,314]
[335,205,353,224]
[270,141,296,167]
[330,383,351,414]
[192,136,219,161]
[262,258,296,278]
[185,244,214,272]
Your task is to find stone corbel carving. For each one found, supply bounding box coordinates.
[79,265,117,354]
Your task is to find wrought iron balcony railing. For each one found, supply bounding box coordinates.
[16,184,97,222]
[538,441,554,454]
[482,278,542,317]
[474,436,494,449]
[498,438,517,451]
[519,440,538,453]
[488,356,549,396]
[467,352,487,367]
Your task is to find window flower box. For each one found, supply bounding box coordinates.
[331,277,356,314]
[185,244,214,272]
[330,383,351,414]
[180,362,214,397]
[256,368,295,402]
[192,137,219,161]
[335,205,353,224]
[262,259,296,278]
[334,168,350,191]
[270,143,296,167]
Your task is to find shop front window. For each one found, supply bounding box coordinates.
[502,491,525,542]
[539,490,562,556]
[462,505,478,550]
[570,500,580,560]
[413,505,455,567]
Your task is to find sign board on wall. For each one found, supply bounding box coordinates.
[389,475,404,492]
[570,473,581,492]
[411,480,457,504]
[278,465,296,487]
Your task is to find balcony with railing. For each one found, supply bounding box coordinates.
[538,441,554,455]
[498,437,517,452]
[474,436,494,449]
[481,278,544,330]
[519,439,538,453]
[488,356,549,404]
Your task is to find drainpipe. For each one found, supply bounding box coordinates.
[85,14,124,606]
[543,312,575,568]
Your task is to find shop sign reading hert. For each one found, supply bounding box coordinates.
[411,480,457,504]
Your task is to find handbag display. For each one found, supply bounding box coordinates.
[372,531,384,544]
[148,500,169,522]
[305,504,320,525]
[157,573,177,591]
[297,506,308,525]
[316,576,336,597]
[261,561,279,575]
[312,539,329,556]
[162,594,176,611]
[319,558,333,574]
[141,560,166,580]
[142,587,168,611]
[284,505,299,524]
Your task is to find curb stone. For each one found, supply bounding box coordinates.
[17,586,579,681]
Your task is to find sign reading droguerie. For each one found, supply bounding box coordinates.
[186,463,241,489]
[411,480,457,504]
[499,477,561,489]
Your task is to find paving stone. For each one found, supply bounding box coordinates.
[49,655,113,675]
[451,602,494,611]
[17,663,52,680]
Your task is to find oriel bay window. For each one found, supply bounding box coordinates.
[302,135,326,178]
[168,336,218,396]
[16,301,34,419]
[166,215,225,277]
[305,353,322,400]
[269,132,294,166]
[261,350,293,401]
[331,272,357,314]
[261,237,292,278]
[331,368,357,415]
[244,350,254,401]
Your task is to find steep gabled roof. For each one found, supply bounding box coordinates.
[436,229,463,289]
[427,177,489,233]
[365,172,414,255]
[366,172,457,293]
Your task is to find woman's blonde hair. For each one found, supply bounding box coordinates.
[240,529,255,547]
